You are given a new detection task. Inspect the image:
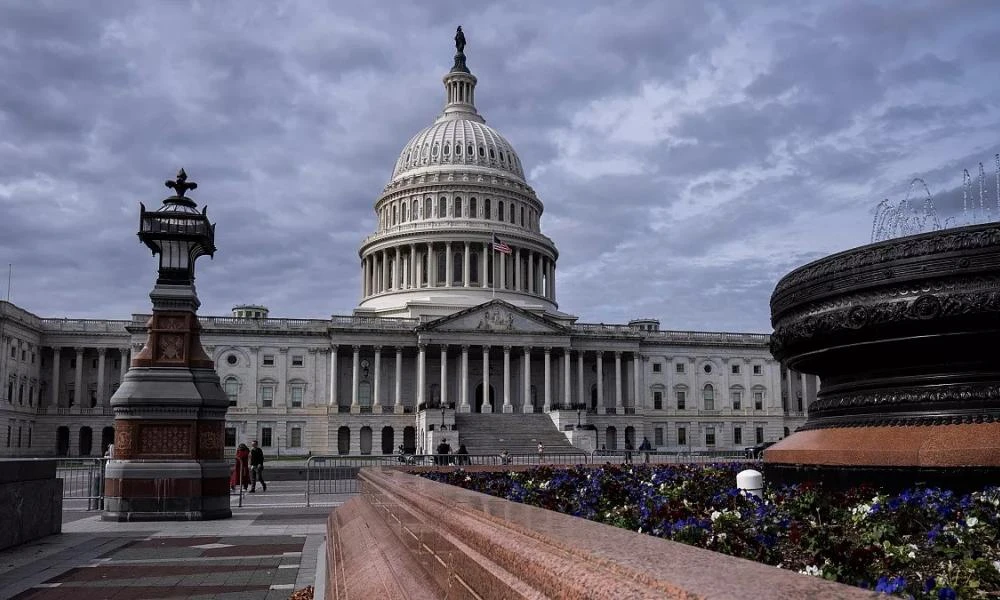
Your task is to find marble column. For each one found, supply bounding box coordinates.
[463,242,471,287]
[445,242,453,288]
[596,351,604,414]
[96,348,107,409]
[373,346,382,411]
[499,248,507,290]
[394,347,403,413]
[527,251,535,294]
[440,345,448,408]
[550,260,556,300]
[615,351,623,412]
[119,347,129,385]
[460,345,470,412]
[522,347,531,413]
[514,248,521,291]
[351,346,360,413]
[410,243,417,289]
[632,353,641,411]
[482,346,491,413]
[416,247,424,288]
[417,344,426,408]
[482,241,489,288]
[563,350,571,409]
[502,346,512,413]
[51,347,61,408]
[74,347,84,409]
[543,347,551,412]
[329,346,338,407]
[577,351,584,409]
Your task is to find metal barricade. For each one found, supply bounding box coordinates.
[589,449,756,465]
[305,455,399,506]
[57,458,107,511]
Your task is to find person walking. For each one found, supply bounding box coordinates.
[436,438,452,466]
[639,437,652,464]
[230,443,251,492]
[249,440,267,493]
[537,441,545,464]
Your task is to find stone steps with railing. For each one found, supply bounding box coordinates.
[454,413,578,455]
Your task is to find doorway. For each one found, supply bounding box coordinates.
[474,383,496,413]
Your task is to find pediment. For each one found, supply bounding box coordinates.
[419,300,566,334]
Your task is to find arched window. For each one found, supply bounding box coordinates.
[424,197,431,219]
[392,205,397,225]
[412,199,419,219]
[470,252,479,284]
[484,199,491,219]
[438,197,446,218]
[401,203,407,222]
[454,197,462,217]
[498,201,504,221]
[470,197,477,218]
[455,143,462,156]
[703,384,715,411]
[467,143,474,156]
[337,426,350,455]
[509,203,515,223]
[520,206,525,226]
[443,143,450,156]
[453,252,463,284]
[381,426,394,454]
[224,377,240,406]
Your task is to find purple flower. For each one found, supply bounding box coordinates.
[938,587,956,600]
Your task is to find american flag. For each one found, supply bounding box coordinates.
[492,233,512,254]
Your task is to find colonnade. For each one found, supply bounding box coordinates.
[329,344,641,414]
[361,241,556,300]
[47,346,130,410]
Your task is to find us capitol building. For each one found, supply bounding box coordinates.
[0,30,814,459]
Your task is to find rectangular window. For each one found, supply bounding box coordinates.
[652,363,662,373]
[290,427,302,448]
[113,359,119,369]
[262,355,275,367]
[731,391,742,410]
[31,352,35,364]
[734,426,743,445]
[654,427,663,446]
[28,386,33,406]
[21,350,26,361]
[290,386,304,408]
[677,426,687,446]
[731,364,740,375]
[675,362,685,373]
[261,386,274,408]
[224,379,239,406]
[9,345,15,359]
[291,355,304,367]
[262,427,273,447]
[705,426,716,446]
[224,427,236,447]
[756,426,764,444]
[653,391,662,410]
[676,390,686,410]
[5,425,9,447]
[753,364,763,375]
[92,359,98,369]
[6,380,11,404]
[68,387,75,406]
[703,387,714,411]
[754,391,764,410]
[70,358,76,369]
[18,384,24,405]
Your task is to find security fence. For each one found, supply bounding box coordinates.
[589,449,757,465]
[57,458,107,511]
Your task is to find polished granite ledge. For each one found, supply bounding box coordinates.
[326,467,875,599]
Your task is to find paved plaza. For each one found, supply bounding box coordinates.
[0,493,343,600]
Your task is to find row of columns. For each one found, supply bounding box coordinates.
[329,344,639,413]
[48,347,130,409]
[361,241,556,299]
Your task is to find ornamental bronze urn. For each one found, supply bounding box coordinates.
[766,222,1000,491]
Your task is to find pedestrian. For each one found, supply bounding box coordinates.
[537,441,544,464]
[436,438,452,466]
[249,440,267,493]
[230,443,250,492]
[639,436,652,463]
[499,448,511,465]
[397,444,406,463]
[456,443,470,465]
[624,441,634,465]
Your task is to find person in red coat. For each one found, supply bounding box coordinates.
[230,443,251,492]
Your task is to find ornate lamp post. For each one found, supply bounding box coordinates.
[103,169,231,521]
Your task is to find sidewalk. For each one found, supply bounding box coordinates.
[0,506,331,599]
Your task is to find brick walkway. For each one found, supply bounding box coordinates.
[0,508,331,600]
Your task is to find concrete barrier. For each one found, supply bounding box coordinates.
[0,459,63,551]
[325,467,874,599]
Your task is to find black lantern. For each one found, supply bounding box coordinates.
[138,169,216,285]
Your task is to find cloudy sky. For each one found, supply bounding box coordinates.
[1,1,998,333]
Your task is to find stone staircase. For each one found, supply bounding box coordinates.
[454,413,579,455]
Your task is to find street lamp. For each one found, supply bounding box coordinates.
[441,405,446,429]
[576,408,582,428]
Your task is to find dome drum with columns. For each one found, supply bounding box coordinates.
[357,33,561,321]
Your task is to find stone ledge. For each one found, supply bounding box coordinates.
[326,467,875,599]
[0,458,57,484]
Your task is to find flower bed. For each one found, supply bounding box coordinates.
[421,463,1000,598]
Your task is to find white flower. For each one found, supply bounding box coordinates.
[908,551,916,559]
[799,565,823,577]
[992,560,1000,574]
[711,511,722,522]
[966,516,979,528]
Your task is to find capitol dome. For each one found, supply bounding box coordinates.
[356,27,561,321]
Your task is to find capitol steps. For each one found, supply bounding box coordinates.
[454,413,579,456]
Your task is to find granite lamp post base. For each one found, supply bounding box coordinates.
[102,461,232,522]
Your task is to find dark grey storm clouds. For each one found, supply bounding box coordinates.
[1,1,998,332]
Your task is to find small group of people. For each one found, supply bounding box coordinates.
[230,440,267,493]
[436,438,471,465]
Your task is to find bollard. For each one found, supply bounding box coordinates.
[736,469,763,499]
